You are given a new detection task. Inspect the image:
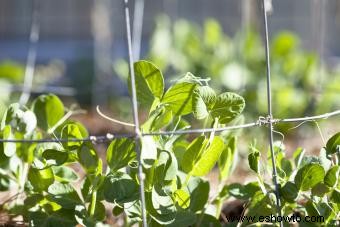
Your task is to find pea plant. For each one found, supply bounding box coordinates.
[223,137,340,226]
[1,60,339,226]
[0,60,245,226]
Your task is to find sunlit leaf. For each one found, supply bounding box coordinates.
[162,82,197,116]
[107,138,136,172]
[210,92,245,124]
[294,163,325,191]
[32,94,64,131]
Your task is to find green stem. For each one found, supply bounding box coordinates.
[89,189,97,217]
[19,163,29,192]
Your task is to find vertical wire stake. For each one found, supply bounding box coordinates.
[19,0,40,105]
[124,0,148,226]
[262,0,283,223]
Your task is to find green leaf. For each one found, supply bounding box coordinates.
[141,136,158,168]
[129,60,164,107]
[305,200,320,216]
[103,172,139,205]
[190,136,225,176]
[247,191,275,217]
[32,94,64,131]
[330,189,340,203]
[210,92,245,124]
[29,209,77,227]
[52,166,78,183]
[181,136,207,173]
[197,214,221,227]
[61,123,88,149]
[311,183,329,197]
[145,192,175,225]
[192,86,216,119]
[167,211,196,227]
[174,189,190,208]
[47,182,82,209]
[77,143,99,174]
[326,132,340,155]
[324,166,340,188]
[294,163,325,191]
[2,125,16,157]
[142,105,173,132]
[88,201,106,221]
[218,136,237,181]
[154,150,178,184]
[293,147,305,168]
[248,149,260,173]
[187,177,209,212]
[42,149,69,166]
[28,167,55,192]
[106,138,136,172]
[162,82,197,116]
[280,182,298,203]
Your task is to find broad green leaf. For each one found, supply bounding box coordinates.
[146,190,176,225]
[181,136,207,173]
[210,92,245,124]
[42,149,68,166]
[106,138,136,172]
[174,189,190,208]
[141,136,157,168]
[88,201,106,221]
[154,150,178,184]
[192,86,216,119]
[248,149,260,173]
[227,182,261,200]
[294,163,325,191]
[190,136,225,176]
[0,173,10,191]
[61,123,88,149]
[247,191,275,217]
[29,209,77,227]
[324,166,340,188]
[326,132,340,155]
[162,82,197,116]
[129,60,164,107]
[52,166,78,183]
[197,214,221,227]
[305,200,320,216]
[32,94,64,131]
[280,182,298,203]
[103,172,139,204]
[330,189,340,203]
[218,136,236,181]
[187,177,209,212]
[167,211,196,227]
[2,125,16,157]
[151,186,176,215]
[28,167,55,192]
[77,143,99,174]
[47,182,82,209]
[311,183,329,197]
[142,105,173,132]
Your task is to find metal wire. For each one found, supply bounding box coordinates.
[262,0,283,223]
[124,0,147,226]
[1,109,340,143]
[19,0,40,105]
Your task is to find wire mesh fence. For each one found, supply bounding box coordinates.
[1,0,340,226]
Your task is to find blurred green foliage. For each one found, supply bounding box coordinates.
[115,15,340,131]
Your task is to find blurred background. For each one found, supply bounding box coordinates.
[1,0,340,154]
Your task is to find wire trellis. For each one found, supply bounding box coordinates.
[1,0,339,227]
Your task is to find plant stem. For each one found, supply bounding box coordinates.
[19,163,29,192]
[89,189,97,217]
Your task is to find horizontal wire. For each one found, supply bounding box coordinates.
[0,109,339,143]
